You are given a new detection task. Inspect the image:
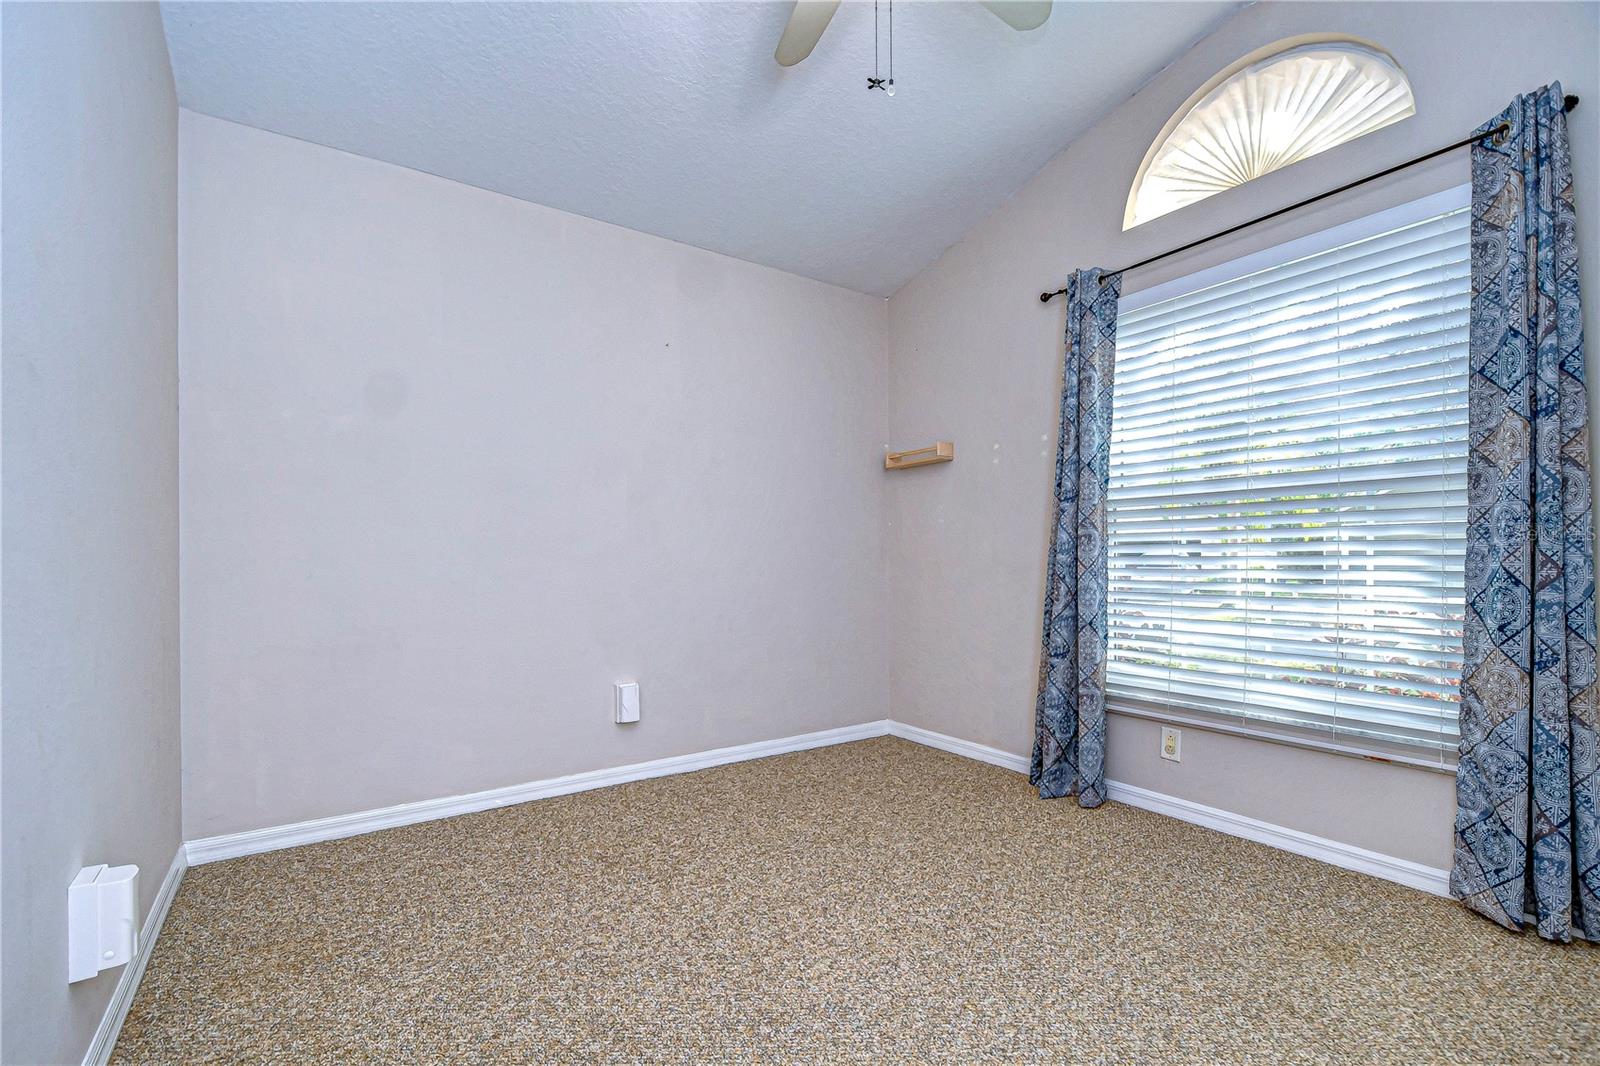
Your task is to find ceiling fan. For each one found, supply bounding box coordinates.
[775,0,1052,67]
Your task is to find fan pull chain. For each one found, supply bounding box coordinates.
[867,0,895,96]
[888,0,894,94]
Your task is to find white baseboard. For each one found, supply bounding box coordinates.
[887,720,1030,774]
[1103,779,1452,897]
[892,722,1450,898]
[182,717,1450,899]
[83,846,187,1066]
[186,720,895,865]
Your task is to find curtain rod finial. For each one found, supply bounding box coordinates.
[1565,93,1580,112]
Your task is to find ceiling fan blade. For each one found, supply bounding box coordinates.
[979,1,1053,31]
[774,0,841,67]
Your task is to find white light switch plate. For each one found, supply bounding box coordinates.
[1160,726,1181,762]
[614,681,640,724]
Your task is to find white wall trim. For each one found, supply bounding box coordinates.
[891,722,1450,898]
[1107,704,1457,775]
[1103,779,1451,897]
[887,720,1030,774]
[83,846,187,1066]
[182,717,1450,900]
[186,720,895,865]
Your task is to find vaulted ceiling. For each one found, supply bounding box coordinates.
[161,1,1240,296]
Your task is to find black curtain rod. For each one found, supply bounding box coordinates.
[1040,94,1580,304]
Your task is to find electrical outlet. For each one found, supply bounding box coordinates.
[1160,726,1181,762]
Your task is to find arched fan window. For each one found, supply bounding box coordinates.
[1125,37,1415,229]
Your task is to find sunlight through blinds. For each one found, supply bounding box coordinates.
[1107,198,1469,757]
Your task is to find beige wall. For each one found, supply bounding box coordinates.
[32,0,1587,913]
[886,1,1600,870]
[1,4,182,1062]
[178,113,890,840]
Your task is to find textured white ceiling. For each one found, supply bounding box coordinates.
[160,1,1240,296]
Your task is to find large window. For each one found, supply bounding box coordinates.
[1106,189,1469,761]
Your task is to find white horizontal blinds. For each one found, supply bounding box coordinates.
[1107,203,1469,755]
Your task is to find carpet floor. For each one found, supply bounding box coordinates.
[114,737,1597,1064]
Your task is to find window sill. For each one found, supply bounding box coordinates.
[1107,702,1459,776]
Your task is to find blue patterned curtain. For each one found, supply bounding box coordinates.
[1031,268,1121,806]
[1454,83,1598,942]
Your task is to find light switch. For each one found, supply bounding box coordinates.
[614,681,640,724]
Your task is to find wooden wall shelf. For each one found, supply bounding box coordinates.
[885,441,954,470]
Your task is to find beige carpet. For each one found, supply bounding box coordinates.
[115,737,1597,1063]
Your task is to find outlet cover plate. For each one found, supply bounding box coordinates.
[1160,726,1181,762]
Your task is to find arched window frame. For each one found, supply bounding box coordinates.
[1124,34,1415,230]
